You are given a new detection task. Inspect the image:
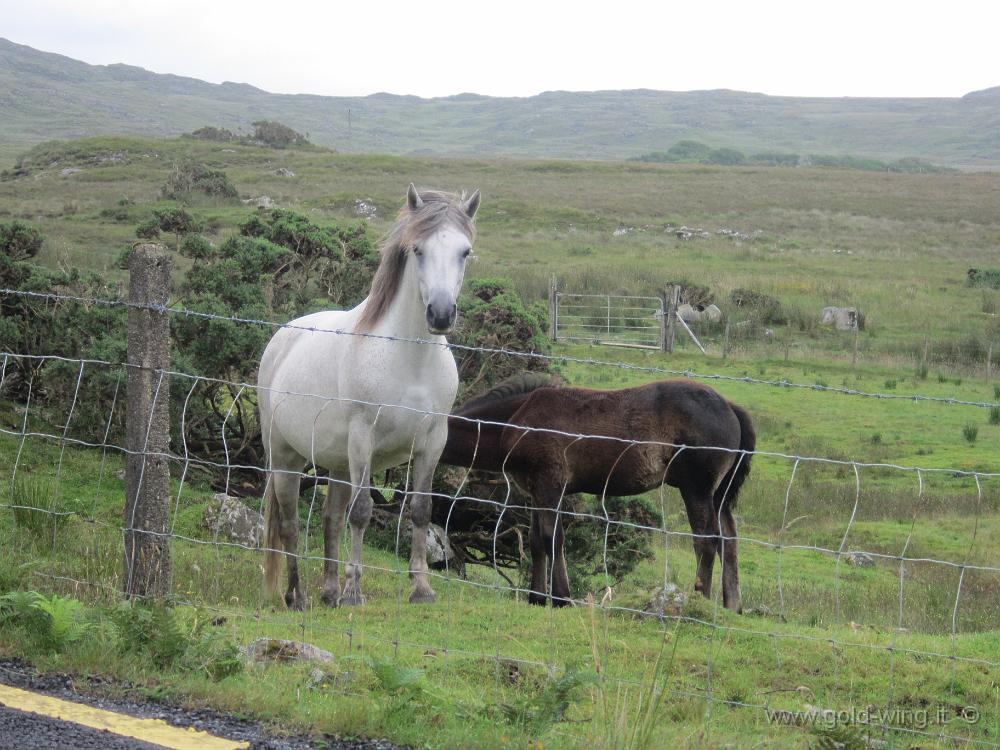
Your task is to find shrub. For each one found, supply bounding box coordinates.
[967,268,1000,290]
[162,162,238,200]
[250,120,310,149]
[706,147,746,166]
[188,126,237,142]
[0,220,43,261]
[963,424,978,443]
[450,278,551,398]
[729,287,783,325]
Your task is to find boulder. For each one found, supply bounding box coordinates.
[246,638,333,664]
[642,583,687,619]
[677,303,702,323]
[844,551,875,567]
[273,167,295,177]
[702,304,723,323]
[203,493,263,547]
[426,522,462,574]
[821,306,858,330]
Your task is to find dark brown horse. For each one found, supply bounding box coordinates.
[438,374,755,611]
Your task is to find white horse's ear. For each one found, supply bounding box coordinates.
[407,183,424,211]
[463,189,481,219]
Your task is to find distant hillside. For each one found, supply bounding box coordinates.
[2,37,999,168]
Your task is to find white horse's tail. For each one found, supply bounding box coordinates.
[263,479,282,598]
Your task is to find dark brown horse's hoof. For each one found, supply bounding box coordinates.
[320,590,340,608]
[285,592,305,610]
[527,591,548,606]
[551,596,573,608]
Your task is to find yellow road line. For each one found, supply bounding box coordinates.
[0,683,250,750]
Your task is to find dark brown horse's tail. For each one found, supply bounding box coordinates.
[715,402,756,511]
[263,479,282,598]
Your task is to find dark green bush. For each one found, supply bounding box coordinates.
[0,220,43,261]
[450,277,550,398]
[162,162,238,200]
[250,120,310,149]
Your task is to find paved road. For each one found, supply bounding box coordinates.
[0,704,166,749]
[0,658,406,750]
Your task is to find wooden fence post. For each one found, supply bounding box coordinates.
[661,285,679,353]
[123,243,172,600]
[722,319,731,361]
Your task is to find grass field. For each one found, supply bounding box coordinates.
[1,135,999,747]
[2,135,999,368]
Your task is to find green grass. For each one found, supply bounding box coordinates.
[2,134,999,746]
[1,347,997,747]
[3,135,1000,372]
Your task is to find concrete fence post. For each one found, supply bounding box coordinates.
[123,243,172,600]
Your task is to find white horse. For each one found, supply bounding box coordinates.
[259,184,480,608]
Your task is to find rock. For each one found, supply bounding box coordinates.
[643,583,687,619]
[307,667,330,688]
[246,638,333,664]
[821,306,858,330]
[273,168,295,177]
[60,168,81,176]
[353,199,377,218]
[243,195,274,209]
[677,303,702,323]
[844,551,875,567]
[702,304,723,323]
[426,523,461,574]
[203,493,263,547]
[612,226,633,237]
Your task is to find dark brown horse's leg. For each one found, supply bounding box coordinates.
[536,506,572,607]
[681,486,719,600]
[719,505,742,613]
[527,511,549,606]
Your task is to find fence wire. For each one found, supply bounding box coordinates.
[1,344,996,746]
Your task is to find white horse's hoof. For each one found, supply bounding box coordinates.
[409,589,437,604]
[338,588,365,606]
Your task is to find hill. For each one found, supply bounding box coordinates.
[2,37,999,168]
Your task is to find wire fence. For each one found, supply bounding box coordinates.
[1,276,998,745]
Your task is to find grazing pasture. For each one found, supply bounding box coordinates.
[0,137,998,748]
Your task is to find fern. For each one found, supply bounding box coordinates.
[365,656,425,696]
[500,664,598,732]
[0,590,41,626]
[31,593,91,652]
[810,723,870,750]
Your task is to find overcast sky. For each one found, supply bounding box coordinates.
[2,0,998,99]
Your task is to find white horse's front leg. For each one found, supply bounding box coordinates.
[340,435,373,606]
[408,443,442,604]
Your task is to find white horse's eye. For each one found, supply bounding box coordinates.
[461,248,472,259]
[412,246,422,257]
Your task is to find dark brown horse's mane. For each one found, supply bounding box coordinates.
[456,372,560,415]
[355,190,476,332]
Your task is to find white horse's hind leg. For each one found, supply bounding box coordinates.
[321,474,350,606]
[273,468,305,610]
[408,450,438,604]
[340,437,373,606]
